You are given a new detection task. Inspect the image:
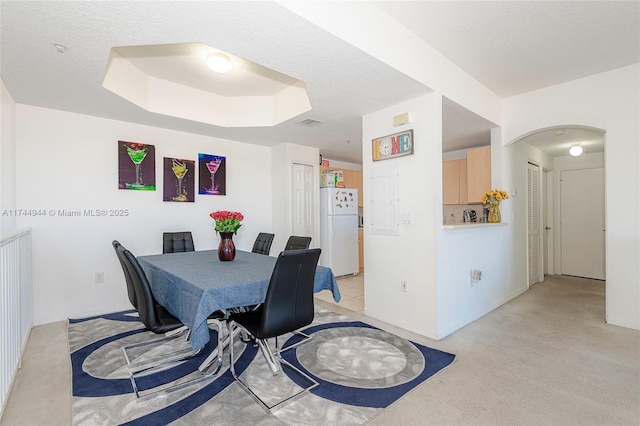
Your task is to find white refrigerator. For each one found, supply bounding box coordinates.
[319,188,359,277]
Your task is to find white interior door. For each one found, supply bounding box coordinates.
[544,169,554,275]
[527,163,542,286]
[292,163,314,239]
[560,168,605,280]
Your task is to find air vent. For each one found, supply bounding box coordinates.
[297,118,324,126]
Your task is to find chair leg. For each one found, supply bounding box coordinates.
[279,330,312,353]
[256,338,281,375]
[228,321,318,413]
[165,325,188,337]
[197,319,228,375]
[122,327,195,373]
[126,320,226,398]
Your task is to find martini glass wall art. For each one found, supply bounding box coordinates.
[198,154,226,195]
[118,141,156,190]
[163,157,195,202]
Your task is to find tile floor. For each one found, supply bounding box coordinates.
[315,273,363,313]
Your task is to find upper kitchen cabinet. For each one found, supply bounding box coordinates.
[345,169,363,206]
[442,145,490,205]
[442,159,467,204]
[466,146,491,203]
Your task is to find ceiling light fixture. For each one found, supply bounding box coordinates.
[554,129,565,136]
[569,145,583,156]
[206,52,231,73]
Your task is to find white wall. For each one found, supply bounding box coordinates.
[1,80,17,236]
[436,128,524,338]
[503,64,640,330]
[15,105,273,325]
[361,93,525,341]
[362,93,439,338]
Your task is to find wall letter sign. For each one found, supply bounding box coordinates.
[372,129,414,161]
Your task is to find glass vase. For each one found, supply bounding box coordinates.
[218,232,236,261]
[488,202,502,223]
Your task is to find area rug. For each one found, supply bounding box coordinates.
[69,308,455,425]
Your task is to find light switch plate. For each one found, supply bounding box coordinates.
[401,211,413,224]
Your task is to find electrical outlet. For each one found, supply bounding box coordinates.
[95,272,104,284]
[470,270,482,281]
[400,280,408,292]
[470,270,482,287]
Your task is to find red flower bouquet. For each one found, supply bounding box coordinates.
[209,211,244,234]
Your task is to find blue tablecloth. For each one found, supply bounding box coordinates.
[138,250,341,351]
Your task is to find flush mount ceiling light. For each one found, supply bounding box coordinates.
[554,129,565,136]
[569,145,583,156]
[206,52,232,73]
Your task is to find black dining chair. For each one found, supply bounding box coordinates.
[284,235,311,251]
[228,248,321,412]
[163,231,195,253]
[251,232,275,255]
[119,245,188,335]
[116,245,225,397]
[113,240,137,309]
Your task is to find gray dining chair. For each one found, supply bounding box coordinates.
[227,248,321,412]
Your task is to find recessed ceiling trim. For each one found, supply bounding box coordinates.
[102,43,312,127]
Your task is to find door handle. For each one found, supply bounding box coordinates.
[545,227,551,230]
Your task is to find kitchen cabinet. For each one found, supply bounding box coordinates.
[442,145,490,205]
[442,159,467,204]
[320,166,363,206]
[358,228,364,273]
[349,170,363,206]
[466,146,491,203]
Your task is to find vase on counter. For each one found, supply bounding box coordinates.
[488,201,501,223]
[218,232,236,261]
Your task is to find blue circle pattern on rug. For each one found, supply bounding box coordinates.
[281,321,455,409]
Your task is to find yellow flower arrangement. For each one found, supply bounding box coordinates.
[482,189,509,204]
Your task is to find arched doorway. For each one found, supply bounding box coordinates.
[508,126,606,285]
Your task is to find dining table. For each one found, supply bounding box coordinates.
[137,249,342,354]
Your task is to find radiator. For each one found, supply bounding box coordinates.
[0,228,32,416]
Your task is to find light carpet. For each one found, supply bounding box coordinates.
[69,308,455,425]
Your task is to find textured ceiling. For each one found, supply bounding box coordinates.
[1,1,636,162]
[376,1,640,98]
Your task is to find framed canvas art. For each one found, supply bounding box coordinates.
[118,141,156,190]
[198,154,226,195]
[163,157,195,202]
